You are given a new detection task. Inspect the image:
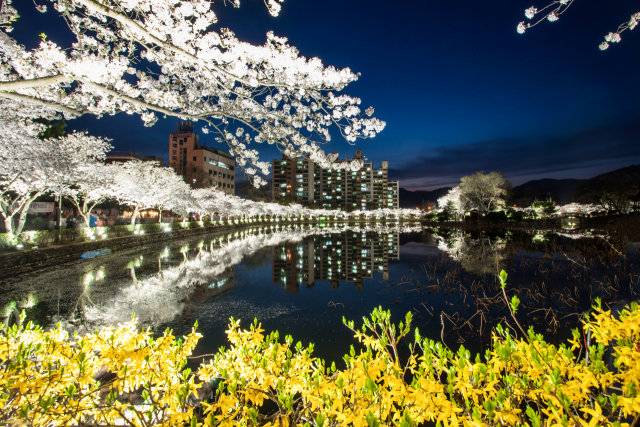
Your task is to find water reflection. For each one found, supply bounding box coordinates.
[434,229,508,276]
[1,224,637,360]
[272,230,399,292]
[0,224,420,333]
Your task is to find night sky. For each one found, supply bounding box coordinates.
[12,0,640,190]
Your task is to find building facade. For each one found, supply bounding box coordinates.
[272,150,400,210]
[169,121,236,194]
[272,230,400,293]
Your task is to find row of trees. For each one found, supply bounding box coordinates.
[0,128,422,237]
[434,171,610,220]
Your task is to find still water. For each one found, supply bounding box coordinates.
[1,224,639,364]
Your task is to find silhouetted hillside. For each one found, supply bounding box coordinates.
[513,179,584,204]
[589,165,640,183]
[399,187,452,208]
[573,165,640,208]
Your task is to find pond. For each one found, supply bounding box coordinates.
[1,224,639,365]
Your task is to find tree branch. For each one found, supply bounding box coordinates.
[0,74,74,91]
[0,91,86,116]
[72,0,283,88]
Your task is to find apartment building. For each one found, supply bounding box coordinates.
[272,231,400,292]
[168,121,236,194]
[387,181,400,209]
[271,149,399,211]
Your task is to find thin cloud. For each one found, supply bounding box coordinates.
[389,120,640,189]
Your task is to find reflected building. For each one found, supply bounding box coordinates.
[186,266,235,304]
[272,231,400,292]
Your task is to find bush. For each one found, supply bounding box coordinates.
[0,220,226,250]
[0,233,17,250]
[17,230,55,246]
[486,211,507,223]
[1,272,639,427]
[510,211,525,222]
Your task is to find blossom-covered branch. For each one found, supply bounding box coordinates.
[517,0,640,50]
[0,0,385,185]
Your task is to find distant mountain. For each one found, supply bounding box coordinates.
[512,165,640,204]
[399,187,452,208]
[588,164,640,183]
[512,179,584,204]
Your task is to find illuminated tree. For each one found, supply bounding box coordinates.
[0,0,384,186]
[0,122,111,236]
[458,171,512,217]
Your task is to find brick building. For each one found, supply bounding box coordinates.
[168,121,235,193]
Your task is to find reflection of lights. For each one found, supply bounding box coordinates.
[84,273,94,286]
[2,301,17,317]
[20,294,38,309]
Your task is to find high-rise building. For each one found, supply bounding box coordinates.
[169,121,236,194]
[272,230,400,292]
[271,149,399,210]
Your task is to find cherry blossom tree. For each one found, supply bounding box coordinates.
[62,163,116,226]
[0,0,385,186]
[437,186,465,215]
[146,166,192,222]
[517,1,640,50]
[0,118,111,236]
[458,171,512,217]
[110,160,157,225]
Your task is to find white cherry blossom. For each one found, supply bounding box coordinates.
[0,0,385,187]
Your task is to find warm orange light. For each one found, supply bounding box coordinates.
[428,207,431,210]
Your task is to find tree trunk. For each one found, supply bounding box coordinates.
[14,192,43,236]
[69,196,90,228]
[3,215,14,237]
[158,207,163,223]
[80,212,91,228]
[15,212,29,236]
[130,205,139,226]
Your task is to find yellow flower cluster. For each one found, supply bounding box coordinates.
[0,314,202,426]
[1,285,639,427]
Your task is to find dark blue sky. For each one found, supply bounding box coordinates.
[13,0,640,190]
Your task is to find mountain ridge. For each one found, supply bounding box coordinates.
[400,165,640,206]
